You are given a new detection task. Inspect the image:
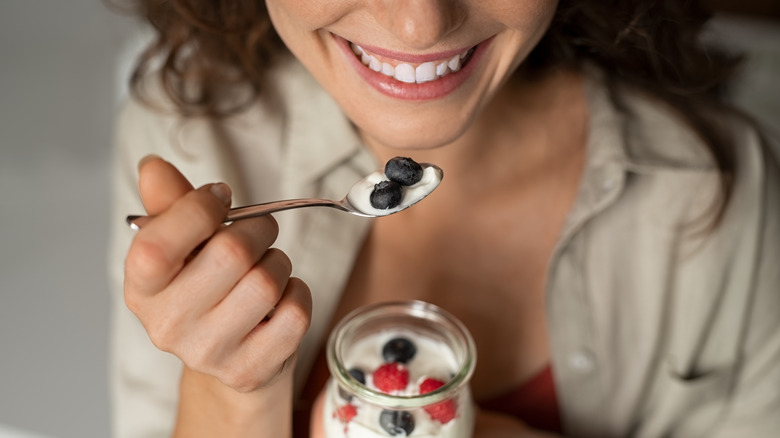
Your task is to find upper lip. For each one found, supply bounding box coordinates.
[334,34,477,63]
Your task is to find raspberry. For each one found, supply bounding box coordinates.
[334,404,358,424]
[419,378,457,424]
[373,363,409,393]
[419,377,446,393]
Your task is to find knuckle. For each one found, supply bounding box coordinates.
[146,317,181,354]
[240,216,280,247]
[125,237,172,282]
[186,195,221,229]
[247,280,282,309]
[257,214,279,239]
[266,248,293,276]
[147,326,173,353]
[280,298,312,336]
[244,269,283,306]
[123,287,142,316]
[212,231,256,269]
[186,342,217,373]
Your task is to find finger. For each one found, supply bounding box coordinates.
[310,387,326,438]
[138,155,198,215]
[204,248,292,335]
[224,277,312,391]
[172,216,280,313]
[152,255,296,386]
[125,184,231,297]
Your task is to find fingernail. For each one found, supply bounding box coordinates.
[209,183,232,207]
[138,154,162,171]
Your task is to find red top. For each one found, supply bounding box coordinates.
[478,365,562,434]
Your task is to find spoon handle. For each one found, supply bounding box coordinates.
[226,198,345,220]
[126,198,345,230]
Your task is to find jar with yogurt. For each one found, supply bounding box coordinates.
[324,301,477,438]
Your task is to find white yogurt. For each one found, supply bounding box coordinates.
[346,166,443,216]
[324,329,474,438]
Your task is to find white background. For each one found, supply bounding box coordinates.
[0,2,777,438]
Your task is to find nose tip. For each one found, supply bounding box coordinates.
[382,1,465,50]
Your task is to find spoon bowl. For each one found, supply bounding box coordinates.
[126,163,442,230]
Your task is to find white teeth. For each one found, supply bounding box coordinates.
[349,42,470,83]
[394,64,416,83]
[415,62,436,83]
[447,54,461,72]
[436,61,448,76]
[369,56,382,72]
[381,62,395,76]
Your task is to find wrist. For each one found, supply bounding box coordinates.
[174,365,295,437]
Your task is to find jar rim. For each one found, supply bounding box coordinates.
[325,300,477,409]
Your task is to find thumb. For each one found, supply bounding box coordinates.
[137,155,195,216]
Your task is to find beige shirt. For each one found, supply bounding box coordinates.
[108,56,780,438]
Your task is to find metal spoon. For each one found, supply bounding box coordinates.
[126,163,443,230]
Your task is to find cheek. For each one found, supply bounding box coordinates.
[488,0,559,70]
[265,0,348,36]
[494,0,559,28]
[483,0,558,51]
[265,0,359,78]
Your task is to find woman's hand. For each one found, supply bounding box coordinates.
[124,155,312,432]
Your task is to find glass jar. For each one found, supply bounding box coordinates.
[324,301,477,437]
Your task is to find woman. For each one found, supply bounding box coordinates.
[109,0,780,437]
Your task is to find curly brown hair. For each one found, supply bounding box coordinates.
[116,0,284,116]
[116,0,743,219]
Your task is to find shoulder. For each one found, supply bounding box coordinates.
[614,87,726,171]
[112,57,311,187]
[590,72,777,205]
[611,80,774,179]
[582,69,778,241]
[114,53,334,157]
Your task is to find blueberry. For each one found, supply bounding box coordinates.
[382,337,417,364]
[379,410,415,436]
[385,157,424,186]
[349,367,366,385]
[339,367,367,401]
[370,180,403,209]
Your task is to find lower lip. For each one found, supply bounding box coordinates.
[333,35,493,101]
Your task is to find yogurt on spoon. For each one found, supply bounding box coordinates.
[347,157,443,216]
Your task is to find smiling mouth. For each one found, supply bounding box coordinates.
[349,42,477,84]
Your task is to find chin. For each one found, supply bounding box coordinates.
[360,120,468,151]
[348,102,477,151]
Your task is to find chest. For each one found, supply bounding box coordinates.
[330,204,562,400]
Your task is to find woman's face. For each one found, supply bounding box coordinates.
[265,0,558,151]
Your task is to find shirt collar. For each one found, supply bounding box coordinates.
[572,68,630,220]
[561,66,720,245]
